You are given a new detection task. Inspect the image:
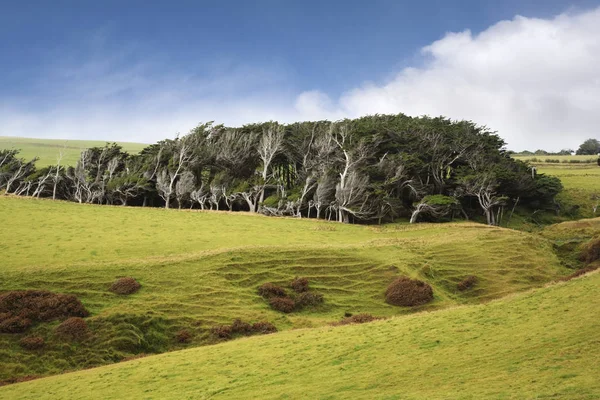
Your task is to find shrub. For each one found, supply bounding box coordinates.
[269,297,296,313]
[385,277,434,307]
[231,319,252,335]
[211,325,232,339]
[0,290,89,329]
[251,321,277,334]
[19,336,45,350]
[109,277,141,295]
[0,375,41,387]
[295,292,324,308]
[457,276,478,291]
[0,316,32,333]
[560,265,599,282]
[55,317,89,340]
[290,277,310,293]
[257,283,287,299]
[579,237,600,264]
[334,313,379,326]
[175,329,192,343]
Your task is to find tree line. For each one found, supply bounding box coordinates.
[0,114,563,225]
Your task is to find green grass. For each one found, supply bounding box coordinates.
[513,154,599,163]
[3,270,598,399]
[0,136,146,167]
[0,196,569,382]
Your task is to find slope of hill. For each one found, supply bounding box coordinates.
[2,270,598,399]
[0,136,146,167]
[0,196,570,382]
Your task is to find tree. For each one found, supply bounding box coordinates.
[410,195,459,223]
[576,139,600,155]
[459,173,508,225]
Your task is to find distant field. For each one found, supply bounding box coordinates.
[3,269,598,399]
[0,196,568,381]
[513,154,598,164]
[0,136,147,167]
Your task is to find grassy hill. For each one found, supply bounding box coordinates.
[2,269,598,399]
[0,136,146,167]
[0,196,571,383]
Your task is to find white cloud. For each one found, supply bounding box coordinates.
[2,8,600,151]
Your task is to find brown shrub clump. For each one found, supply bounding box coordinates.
[109,277,141,295]
[175,329,192,343]
[333,313,379,326]
[251,321,277,334]
[257,283,287,299]
[290,277,309,293]
[457,276,478,291]
[385,277,434,307]
[55,317,89,340]
[295,292,324,307]
[0,290,89,334]
[211,325,233,339]
[230,319,252,335]
[19,336,45,350]
[579,237,600,264]
[0,375,41,387]
[269,297,296,313]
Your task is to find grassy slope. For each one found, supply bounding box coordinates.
[0,196,568,380]
[0,136,146,167]
[3,271,598,400]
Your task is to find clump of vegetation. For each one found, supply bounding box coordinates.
[296,292,324,307]
[457,276,478,291]
[212,319,278,340]
[290,277,309,293]
[579,236,600,264]
[560,266,599,282]
[269,297,296,313]
[385,277,434,307]
[109,277,141,295]
[19,336,45,350]
[257,283,287,299]
[0,375,41,387]
[55,317,89,340]
[0,290,88,333]
[333,313,380,326]
[174,329,192,344]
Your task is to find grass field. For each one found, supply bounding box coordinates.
[0,196,573,383]
[0,136,146,167]
[513,154,599,163]
[2,269,598,399]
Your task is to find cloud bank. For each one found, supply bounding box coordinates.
[1,7,599,151]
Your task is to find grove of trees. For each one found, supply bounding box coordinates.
[0,114,563,225]
[576,139,600,155]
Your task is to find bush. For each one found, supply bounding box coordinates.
[231,319,252,335]
[269,297,296,313]
[0,316,32,333]
[174,329,192,343]
[211,325,232,339]
[295,292,324,308]
[55,317,89,340]
[560,266,599,282]
[109,277,141,295]
[251,321,277,334]
[385,277,434,307]
[19,336,45,350]
[0,290,89,330]
[290,277,310,293]
[257,283,287,299]
[579,237,600,264]
[457,276,478,291]
[334,313,379,326]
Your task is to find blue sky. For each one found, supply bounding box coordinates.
[1,0,600,150]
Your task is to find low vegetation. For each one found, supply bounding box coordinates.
[385,277,434,307]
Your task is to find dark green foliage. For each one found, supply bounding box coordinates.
[385,277,434,307]
[19,336,45,350]
[109,277,141,295]
[576,138,600,155]
[269,297,296,313]
[457,276,478,291]
[55,317,89,341]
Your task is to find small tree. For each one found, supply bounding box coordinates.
[410,195,459,223]
[576,138,600,155]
